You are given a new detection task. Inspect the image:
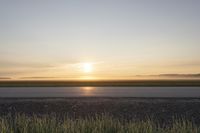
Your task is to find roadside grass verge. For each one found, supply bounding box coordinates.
[0,114,199,133]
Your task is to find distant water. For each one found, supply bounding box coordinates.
[0,87,200,97]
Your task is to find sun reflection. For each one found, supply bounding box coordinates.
[83,87,94,91]
[81,87,94,96]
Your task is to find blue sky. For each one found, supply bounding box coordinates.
[0,0,200,79]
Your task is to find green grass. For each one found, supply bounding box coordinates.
[0,114,199,133]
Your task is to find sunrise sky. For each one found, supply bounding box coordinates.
[0,0,200,80]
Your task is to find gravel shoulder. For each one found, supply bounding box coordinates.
[0,97,200,124]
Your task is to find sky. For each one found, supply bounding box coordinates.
[0,0,200,80]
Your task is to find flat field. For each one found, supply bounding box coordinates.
[0,80,200,87]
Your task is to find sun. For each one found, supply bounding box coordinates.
[83,63,93,73]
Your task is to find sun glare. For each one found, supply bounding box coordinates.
[83,63,93,73]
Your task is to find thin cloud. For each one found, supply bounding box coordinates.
[0,77,11,79]
[20,77,58,79]
[0,60,54,68]
[135,74,200,78]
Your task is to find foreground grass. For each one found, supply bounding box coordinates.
[0,114,199,133]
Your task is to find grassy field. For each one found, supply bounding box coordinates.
[0,114,199,133]
[0,80,200,87]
